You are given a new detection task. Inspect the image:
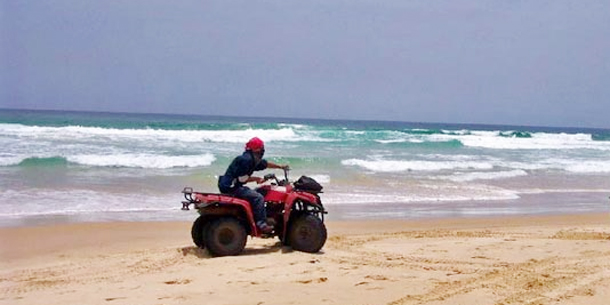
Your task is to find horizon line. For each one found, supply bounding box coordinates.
[2,107,609,131]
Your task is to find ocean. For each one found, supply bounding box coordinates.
[1,109,609,227]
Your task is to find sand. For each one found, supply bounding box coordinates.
[1,213,609,305]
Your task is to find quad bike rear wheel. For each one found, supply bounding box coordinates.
[288,214,327,253]
[191,216,208,249]
[205,217,247,256]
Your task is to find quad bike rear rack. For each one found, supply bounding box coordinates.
[181,187,244,210]
[181,187,216,210]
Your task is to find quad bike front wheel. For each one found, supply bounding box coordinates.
[205,217,247,256]
[288,214,327,253]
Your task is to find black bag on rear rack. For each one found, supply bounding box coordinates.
[294,176,323,193]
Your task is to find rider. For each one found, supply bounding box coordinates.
[218,137,289,233]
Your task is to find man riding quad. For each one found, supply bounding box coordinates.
[217,137,289,233]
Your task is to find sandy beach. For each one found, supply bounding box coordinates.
[1,214,609,305]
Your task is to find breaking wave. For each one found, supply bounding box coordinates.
[7,154,216,169]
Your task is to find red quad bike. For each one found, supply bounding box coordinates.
[181,169,327,256]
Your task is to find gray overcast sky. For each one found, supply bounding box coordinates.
[2,1,610,128]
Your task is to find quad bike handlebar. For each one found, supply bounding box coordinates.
[262,168,290,186]
[263,173,276,182]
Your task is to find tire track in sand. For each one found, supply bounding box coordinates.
[324,228,610,305]
[0,247,195,297]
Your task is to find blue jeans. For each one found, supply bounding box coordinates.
[233,186,266,225]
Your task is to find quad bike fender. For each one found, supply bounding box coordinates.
[197,194,257,234]
[281,191,323,237]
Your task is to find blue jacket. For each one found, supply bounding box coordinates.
[218,151,268,193]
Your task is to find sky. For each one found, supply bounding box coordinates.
[2,1,610,128]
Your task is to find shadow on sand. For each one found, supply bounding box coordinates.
[179,241,297,258]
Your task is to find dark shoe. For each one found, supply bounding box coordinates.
[257,221,274,234]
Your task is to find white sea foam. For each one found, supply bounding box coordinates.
[441,129,471,135]
[307,174,331,184]
[0,123,326,144]
[0,189,180,218]
[345,130,366,135]
[341,158,493,172]
[278,123,307,129]
[563,160,610,173]
[0,152,216,168]
[0,155,24,166]
[455,131,610,150]
[495,159,610,173]
[375,138,428,144]
[324,187,519,205]
[375,139,407,144]
[438,170,529,182]
[418,154,483,161]
[68,153,216,168]
[516,188,610,194]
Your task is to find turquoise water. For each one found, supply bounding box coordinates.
[1,109,609,227]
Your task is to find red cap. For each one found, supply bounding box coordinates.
[245,137,265,151]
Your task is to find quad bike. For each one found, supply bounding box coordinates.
[181,169,327,256]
